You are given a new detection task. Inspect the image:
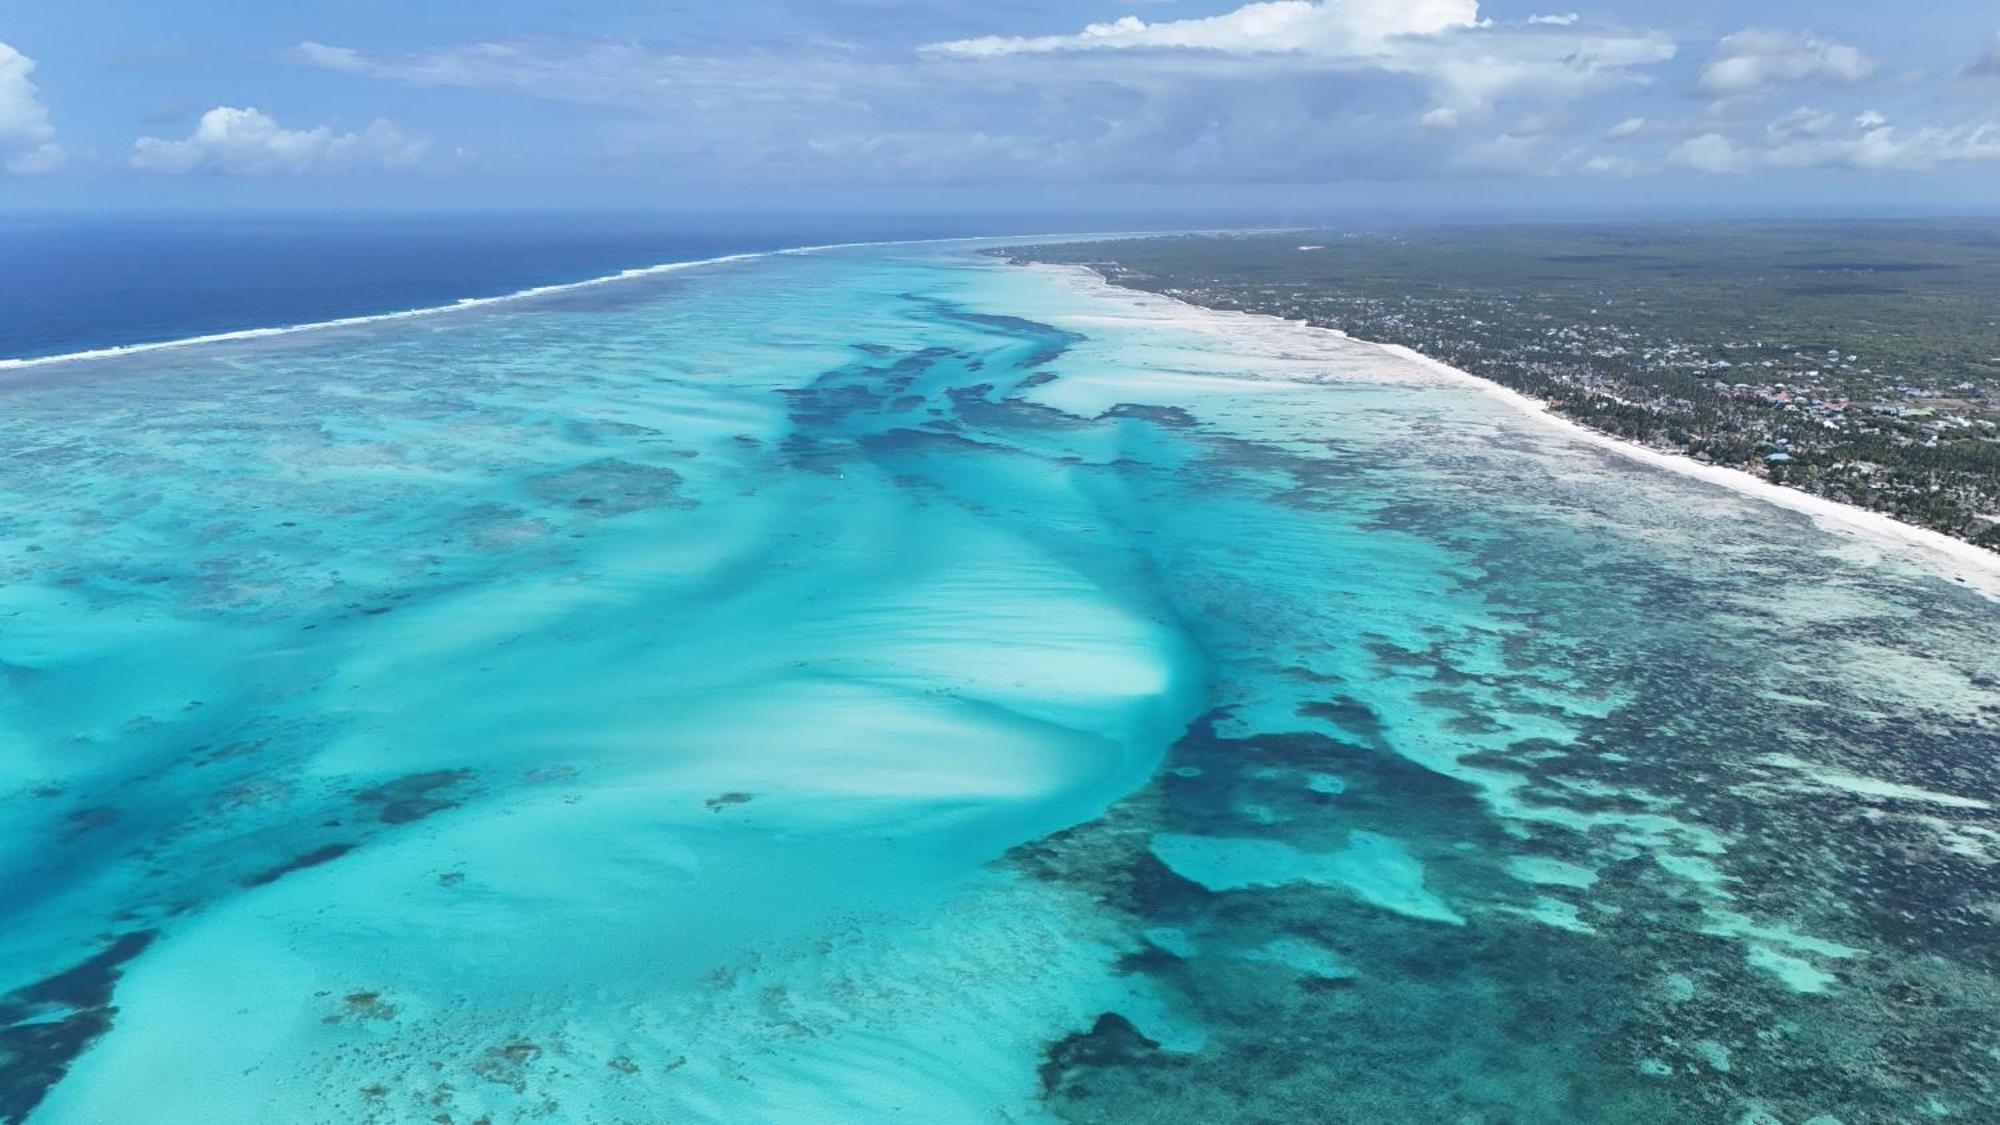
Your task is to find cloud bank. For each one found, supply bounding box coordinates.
[921,1,1675,122]
[1698,29,1875,97]
[278,4,2000,191]
[922,0,1482,58]
[1675,108,2000,174]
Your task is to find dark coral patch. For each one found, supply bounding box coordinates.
[354,769,475,825]
[239,842,356,888]
[0,931,156,1125]
[1102,404,1199,428]
[1296,696,1393,752]
[1039,1013,1183,1098]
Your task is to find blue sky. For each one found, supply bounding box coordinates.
[4,1,2000,216]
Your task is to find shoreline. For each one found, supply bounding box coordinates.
[1031,260,2000,603]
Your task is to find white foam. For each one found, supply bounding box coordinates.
[0,253,758,371]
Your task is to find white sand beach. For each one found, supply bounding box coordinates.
[1039,261,2000,604]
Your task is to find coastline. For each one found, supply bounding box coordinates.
[1030,260,2000,604]
[15,227,1991,601]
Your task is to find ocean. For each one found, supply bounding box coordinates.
[1,237,1996,1123]
[0,213,1021,363]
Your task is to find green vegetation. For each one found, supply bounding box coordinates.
[1005,221,2000,548]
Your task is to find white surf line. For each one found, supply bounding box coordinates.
[1030,260,2000,603]
[0,252,760,372]
[0,227,1233,373]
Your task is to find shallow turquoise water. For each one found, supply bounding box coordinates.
[2,245,1997,1123]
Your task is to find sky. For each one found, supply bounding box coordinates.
[4,0,2000,219]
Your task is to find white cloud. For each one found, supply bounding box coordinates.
[1671,132,1752,173]
[0,42,54,144]
[293,22,1676,186]
[923,1,1483,58]
[290,42,369,74]
[264,17,2000,189]
[1697,29,1875,97]
[1767,105,1837,140]
[922,3,1675,125]
[7,141,66,175]
[131,106,429,175]
[1676,108,2000,175]
[1767,122,2000,171]
[1,40,63,176]
[1416,26,1674,119]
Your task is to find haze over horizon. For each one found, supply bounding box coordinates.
[5,0,2000,219]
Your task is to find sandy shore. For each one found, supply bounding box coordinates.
[1035,261,2000,604]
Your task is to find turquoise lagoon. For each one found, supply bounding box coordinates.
[1,243,1997,1123]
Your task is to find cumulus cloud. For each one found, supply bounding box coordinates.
[1,41,65,175]
[290,14,2000,189]
[1674,107,2000,174]
[1671,132,1752,173]
[131,106,429,175]
[7,141,66,175]
[292,17,1676,186]
[1411,23,1675,119]
[0,42,53,144]
[1697,29,1875,97]
[922,0,1483,58]
[923,2,1675,126]
[1766,122,2000,171]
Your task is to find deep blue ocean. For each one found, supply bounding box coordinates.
[0,213,1016,361]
